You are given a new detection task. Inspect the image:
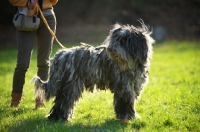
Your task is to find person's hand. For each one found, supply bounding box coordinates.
[27,0,38,9]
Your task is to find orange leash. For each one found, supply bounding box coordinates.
[27,4,66,49]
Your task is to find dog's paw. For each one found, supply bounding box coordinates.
[116,119,131,124]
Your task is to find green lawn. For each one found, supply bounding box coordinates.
[0,41,200,132]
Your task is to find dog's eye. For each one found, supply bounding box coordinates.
[120,40,124,46]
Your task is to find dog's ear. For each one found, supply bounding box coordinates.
[125,32,148,63]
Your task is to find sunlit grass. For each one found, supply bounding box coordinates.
[0,41,200,131]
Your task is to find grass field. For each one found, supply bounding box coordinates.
[0,41,200,132]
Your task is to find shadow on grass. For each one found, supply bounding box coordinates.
[7,115,146,132]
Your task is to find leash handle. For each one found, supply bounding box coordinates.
[26,5,39,16]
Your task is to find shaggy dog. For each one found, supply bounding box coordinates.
[33,21,154,122]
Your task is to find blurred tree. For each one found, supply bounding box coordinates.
[0,0,199,43]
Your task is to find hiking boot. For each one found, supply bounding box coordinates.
[11,93,22,108]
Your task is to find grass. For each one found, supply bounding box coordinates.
[0,41,200,132]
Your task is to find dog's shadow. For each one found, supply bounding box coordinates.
[7,114,146,132]
[69,118,147,131]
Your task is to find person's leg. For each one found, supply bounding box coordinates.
[35,14,56,109]
[37,15,56,81]
[11,30,36,108]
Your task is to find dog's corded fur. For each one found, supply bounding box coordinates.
[33,21,154,121]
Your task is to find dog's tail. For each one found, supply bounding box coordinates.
[32,76,52,102]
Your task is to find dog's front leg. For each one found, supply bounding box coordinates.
[113,91,135,121]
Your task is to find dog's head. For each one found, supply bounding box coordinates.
[104,21,155,70]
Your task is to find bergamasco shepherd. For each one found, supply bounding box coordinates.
[33,21,154,123]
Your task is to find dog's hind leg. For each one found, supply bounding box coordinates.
[113,92,135,121]
[47,80,83,121]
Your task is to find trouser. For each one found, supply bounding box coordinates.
[12,14,56,94]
